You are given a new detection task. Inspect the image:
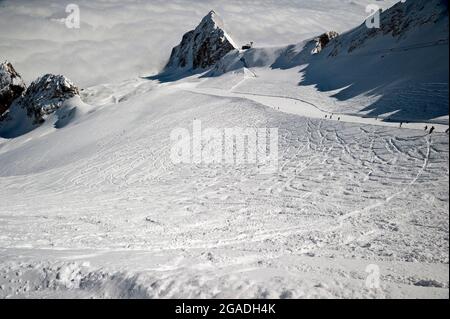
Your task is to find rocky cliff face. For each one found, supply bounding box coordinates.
[164,10,238,71]
[0,62,26,116]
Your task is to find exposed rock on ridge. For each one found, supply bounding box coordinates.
[164,10,238,71]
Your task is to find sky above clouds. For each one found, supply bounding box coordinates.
[0,0,398,87]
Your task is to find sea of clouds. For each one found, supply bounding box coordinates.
[0,0,397,87]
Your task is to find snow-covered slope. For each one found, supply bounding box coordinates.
[299,0,449,122]
[0,75,448,298]
[164,10,238,73]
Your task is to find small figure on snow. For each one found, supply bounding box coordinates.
[429,126,435,134]
[424,125,428,131]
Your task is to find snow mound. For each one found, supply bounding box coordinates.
[0,61,26,116]
[209,46,285,76]
[164,10,238,72]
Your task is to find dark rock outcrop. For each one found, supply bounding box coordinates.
[164,10,238,72]
[1,73,81,137]
[20,74,80,123]
[0,61,26,116]
[311,31,339,54]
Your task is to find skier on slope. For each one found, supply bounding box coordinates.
[429,126,435,134]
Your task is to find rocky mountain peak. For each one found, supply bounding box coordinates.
[20,74,80,123]
[1,72,81,136]
[198,10,223,29]
[0,61,26,116]
[164,10,238,72]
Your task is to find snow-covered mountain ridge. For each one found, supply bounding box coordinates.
[197,0,448,124]
[0,65,81,138]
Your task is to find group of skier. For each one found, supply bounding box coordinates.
[424,125,439,134]
[324,114,341,121]
[322,114,448,135]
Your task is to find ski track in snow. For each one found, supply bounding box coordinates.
[0,75,448,298]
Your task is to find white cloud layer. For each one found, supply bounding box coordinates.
[0,0,398,87]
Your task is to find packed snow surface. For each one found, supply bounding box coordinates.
[0,71,448,298]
